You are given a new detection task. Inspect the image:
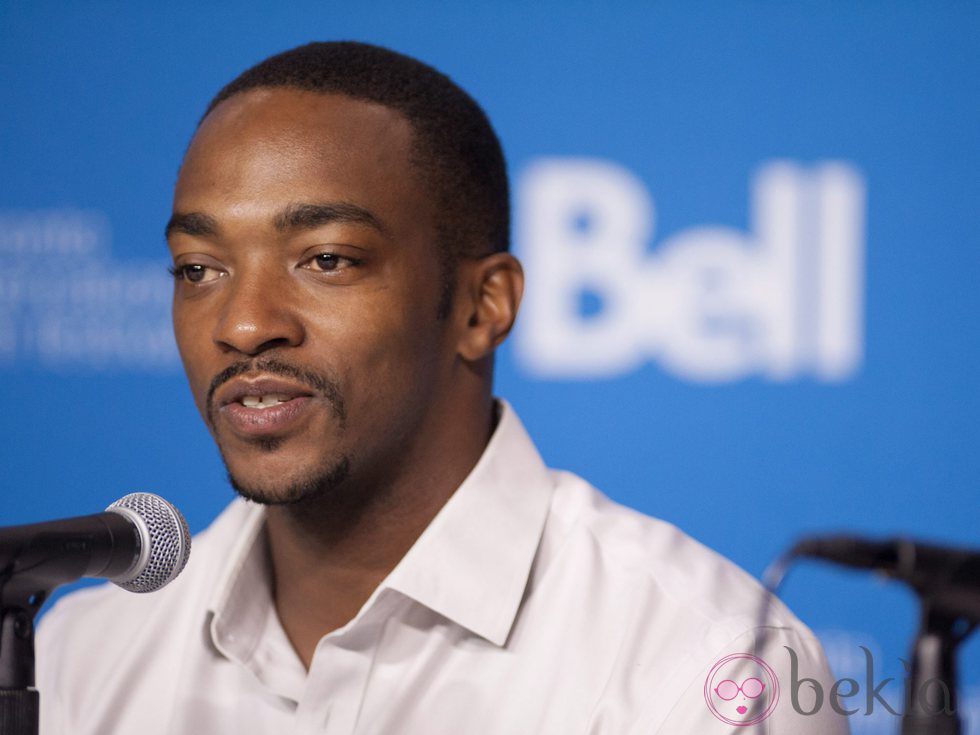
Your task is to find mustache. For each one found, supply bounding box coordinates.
[205,357,347,429]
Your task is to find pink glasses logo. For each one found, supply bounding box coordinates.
[704,653,780,726]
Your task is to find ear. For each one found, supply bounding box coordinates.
[455,253,524,362]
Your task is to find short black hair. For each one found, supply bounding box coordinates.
[204,41,509,317]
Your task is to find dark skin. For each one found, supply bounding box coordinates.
[167,88,523,669]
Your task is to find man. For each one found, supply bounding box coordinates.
[37,42,847,734]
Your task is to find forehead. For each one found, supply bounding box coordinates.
[174,88,429,230]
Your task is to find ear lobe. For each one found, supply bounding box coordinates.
[456,253,524,362]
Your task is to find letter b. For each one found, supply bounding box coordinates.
[516,159,651,377]
[786,646,824,716]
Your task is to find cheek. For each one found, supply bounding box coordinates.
[315,263,446,359]
[306,292,446,414]
[172,306,215,411]
[330,306,442,389]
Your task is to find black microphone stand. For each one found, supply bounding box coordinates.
[0,575,47,735]
[0,508,141,735]
[900,594,978,735]
[764,536,980,735]
[0,537,78,735]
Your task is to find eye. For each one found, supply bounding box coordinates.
[714,680,739,700]
[741,678,765,698]
[301,252,360,273]
[168,263,224,284]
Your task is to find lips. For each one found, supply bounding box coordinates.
[214,376,317,438]
[736,705,747,715]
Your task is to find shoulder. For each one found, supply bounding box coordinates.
[543,469,796,635]
[531,472,844,732]
[35,499,257,710]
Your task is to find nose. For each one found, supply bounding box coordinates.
[212,268,305,356]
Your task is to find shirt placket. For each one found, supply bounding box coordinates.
[292,641,368,734]
[293,597,393,735]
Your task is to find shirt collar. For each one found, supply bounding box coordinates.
[206,499,271,667]
[206,399,555,655]
[381,399,555,646]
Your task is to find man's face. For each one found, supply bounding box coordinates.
[168,88,454,504]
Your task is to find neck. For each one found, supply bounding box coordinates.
[264,390,496,669]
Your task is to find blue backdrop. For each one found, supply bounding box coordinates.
[2,3,978,732]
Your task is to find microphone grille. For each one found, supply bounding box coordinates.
[106,493,192,593]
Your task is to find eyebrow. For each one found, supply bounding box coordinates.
[165,201,387,240]
[165,211,219,239]
[272,201,387,235]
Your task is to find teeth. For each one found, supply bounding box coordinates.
[240,393,290,409]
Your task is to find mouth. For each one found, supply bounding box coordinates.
[214,376,317,439]
[736,706,747,715]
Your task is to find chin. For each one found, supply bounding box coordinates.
[225,455,352,506]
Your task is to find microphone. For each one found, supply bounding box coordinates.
[0,493,192,599]
[789,534,980,618]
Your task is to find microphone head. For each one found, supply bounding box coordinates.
[106,493,192,593]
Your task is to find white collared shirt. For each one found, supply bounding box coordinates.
[36,402,847,734]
